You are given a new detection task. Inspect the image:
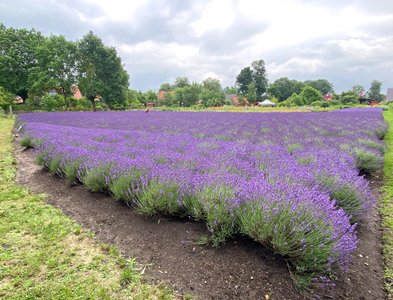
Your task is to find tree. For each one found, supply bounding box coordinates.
[268,77,305,101]
[299,86,323,105]
[339,90,359,104]
[28,35,78,109]
[303,79,334,95]
[200,78,225,107]
[159,82,173,92]
[367,80,384,101]
[174,76,190,88]
[352,85,365,96]
[0,24,44,99]
[175,83,201,107]
[251,59,268,99]
[0,86,14,111]
[245,82,257,103]
[236,59,269,103]
[223,86,237,94]
[236,66,253,95]
[78,31,129,111]
[125,89,143,109]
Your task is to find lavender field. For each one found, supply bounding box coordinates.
[18,108,387,289]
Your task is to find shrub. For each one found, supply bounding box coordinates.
[198,185,238,247]
[238,196,356,291]
[316,175,366,223]
[135,180,182,216]
[40,95,64,112]
[109,169,146,202]
[64,160,83,184]
[354,149,384,173]
[82,165,112,193]
[20,136,33,148]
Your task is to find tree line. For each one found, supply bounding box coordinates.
[0,24,386,112]
[0,24,128,111]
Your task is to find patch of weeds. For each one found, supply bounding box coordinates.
[120,259,141,286]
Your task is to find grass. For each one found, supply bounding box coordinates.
[0,117,175,299]
[382,110,393,298]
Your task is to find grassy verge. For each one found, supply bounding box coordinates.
[0,116,174,299]
[382,110,393,297]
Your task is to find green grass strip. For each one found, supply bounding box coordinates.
[383,110,393,298]
[0,116,174,300]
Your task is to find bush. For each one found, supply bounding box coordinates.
[20,136,33,148]
[40,95,64,112]
[316,175,366,223]
[109,169,146,202]
[238,198,355,290]
[197,185,238,247]
[135,180,183,216]
[354,149,384,173]
[82,165,112,192]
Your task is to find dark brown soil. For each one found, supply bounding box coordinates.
[14,144,386,300]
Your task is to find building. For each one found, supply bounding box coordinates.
[71,84,83,99]
[387,88,393,102]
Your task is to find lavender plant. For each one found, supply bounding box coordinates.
[17,108,386,289]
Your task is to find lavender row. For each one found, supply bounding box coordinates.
[18,108,386,289]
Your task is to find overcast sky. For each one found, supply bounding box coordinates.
[1,0,392,93]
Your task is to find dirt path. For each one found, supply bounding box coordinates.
[15,145,386,300]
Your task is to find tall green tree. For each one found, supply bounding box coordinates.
[78,31,129,111]
[236,66,253,95]
[0,24,44,99]
[367,80,384,101]
[251,59,268,99]
[303,79,334,95]
[268,77,305,101]
[28,35,78,109]
[236,59,269,103]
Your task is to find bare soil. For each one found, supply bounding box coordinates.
[14,144,386,300]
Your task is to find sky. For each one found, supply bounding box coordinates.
[1,0,392,93]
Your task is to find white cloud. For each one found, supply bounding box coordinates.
[191,0,235,37]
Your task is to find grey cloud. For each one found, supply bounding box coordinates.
[199,19,268,55]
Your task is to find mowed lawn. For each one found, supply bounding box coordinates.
[0,117,174,299]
